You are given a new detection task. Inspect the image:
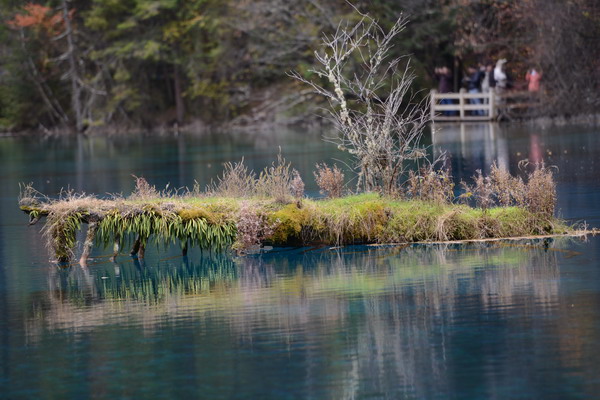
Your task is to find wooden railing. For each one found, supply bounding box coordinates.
[430,89,541,122]
[430,89,495,121]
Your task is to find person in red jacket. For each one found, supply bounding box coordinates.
[526,68,542,92]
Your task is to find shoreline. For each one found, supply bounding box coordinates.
[3,112,599,138]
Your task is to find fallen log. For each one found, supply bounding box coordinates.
[19,191,586,265]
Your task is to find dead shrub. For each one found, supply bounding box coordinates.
[510,177,527,208]
[489,163,513,206]
[314,163,345,198]
[525,163,556,217]
[290,169,305,199]
[208,159,257,198]
[472,170,494,210]
[405,166,454,203]
[457,180,473,205]
[256,153,294,203]
[489,163,527,207]
[291,15,429,195]
[131,176,159,199]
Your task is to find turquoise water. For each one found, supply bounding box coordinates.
[1,124,600,399]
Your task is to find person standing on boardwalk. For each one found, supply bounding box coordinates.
[465,66,485,115]
[481,62,496,94]
[494,59,508,95]
[526,68,542,92]
[435,66,453,93]
[435,66,455,116]
[481,62,496,116]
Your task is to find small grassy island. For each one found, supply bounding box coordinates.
[18,158,580,265]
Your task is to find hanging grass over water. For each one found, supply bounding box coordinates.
[95,207,236,252]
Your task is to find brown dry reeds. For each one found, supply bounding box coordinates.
[208,155,302,204]
[406,165,454,204]
[207,158,257,198]
[130,176,159,199]
[256,153,296,203]
[524,162,556,218]
[314,163,345,199]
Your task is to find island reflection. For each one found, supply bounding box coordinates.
[24,241,597,398]
[28,242,566,335]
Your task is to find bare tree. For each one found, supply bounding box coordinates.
[60,0,83,132]
[9,2,107,132]
[291,13,429,195]
[58,0,109,132]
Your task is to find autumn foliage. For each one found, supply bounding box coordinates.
[7,3,73,35]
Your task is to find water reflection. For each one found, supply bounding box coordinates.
[0,127,339,198]
[432,123,509,179]
[23,242,579,398]
[432,122,600,186]
[27,243,567,332]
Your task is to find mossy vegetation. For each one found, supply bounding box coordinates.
[19,175,574,264]
[18,151,583,265]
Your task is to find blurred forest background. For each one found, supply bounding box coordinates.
[0,0,598,133]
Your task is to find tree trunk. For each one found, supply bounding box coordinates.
[62,0,84,133]
[174,65,185,124]
[19,29,69,125]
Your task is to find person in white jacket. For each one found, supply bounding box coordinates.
[494,59,508,94]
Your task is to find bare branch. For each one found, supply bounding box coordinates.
[291,14,430,194]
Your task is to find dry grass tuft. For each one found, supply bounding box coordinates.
[39,192,114,262]
[256,153,295,203]
[18,182,46,208]
[130,176,159,199]
[208,158,257,198]
[489,163,527,207]
[206,154,300,203]
[524,162,557,218]
[458,162,557,220]
[406,165,454,204]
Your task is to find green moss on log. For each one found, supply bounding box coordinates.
[20,192,573,261]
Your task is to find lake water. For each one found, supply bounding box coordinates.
[1,123,599,399]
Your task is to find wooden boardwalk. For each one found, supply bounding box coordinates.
[430,89,540,122]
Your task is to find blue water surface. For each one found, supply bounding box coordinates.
[1,123,599,399]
